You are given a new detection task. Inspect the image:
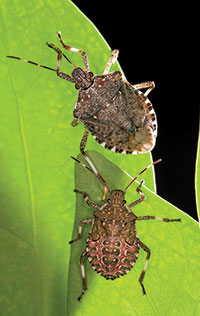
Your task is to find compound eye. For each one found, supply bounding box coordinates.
[88,71,93,78]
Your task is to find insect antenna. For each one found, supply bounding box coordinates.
[71,156,111,194]
[124,159,162,192]
[6,55,58,72]
[7,43,76,72]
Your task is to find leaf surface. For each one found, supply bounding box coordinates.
[0,0,159,314]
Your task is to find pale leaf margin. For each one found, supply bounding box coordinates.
[195,124,200,225]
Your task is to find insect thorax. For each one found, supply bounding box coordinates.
[73,71,122,119]
[92,204,136,238]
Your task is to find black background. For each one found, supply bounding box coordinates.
[72,1,199,221]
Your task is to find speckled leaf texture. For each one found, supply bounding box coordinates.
[0,1,199,315]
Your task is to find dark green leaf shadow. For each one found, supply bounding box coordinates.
[68,151,200,316]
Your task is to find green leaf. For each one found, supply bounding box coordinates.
[68,151,200,316]
[195,128,200,222]
[0,1,157,315]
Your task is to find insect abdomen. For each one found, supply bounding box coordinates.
[86,234,139,280]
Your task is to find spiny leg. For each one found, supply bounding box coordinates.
[103,49,119,74]
[80,130,89,154]
[74,189,103,209]
[127,180,146,208]
[132,81,155,96]
[57,31,90,72]
[69,219,92,244]
[80,131,99,176]
[136,216,181,295]
[138,240,151,295]
[79,130,109,200]
[78,250,88,301]
[136,216,181,222]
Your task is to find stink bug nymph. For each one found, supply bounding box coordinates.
[7,31,157,156]
[70,155,181,301]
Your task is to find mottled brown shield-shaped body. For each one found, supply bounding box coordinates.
[74,71,157,154]
[7,32,157,154]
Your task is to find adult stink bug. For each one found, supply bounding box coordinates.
[70,155,181,301]
[7,31,157,156]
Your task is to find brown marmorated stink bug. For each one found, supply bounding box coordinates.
[70,154,181,301]
[7,31,157,157]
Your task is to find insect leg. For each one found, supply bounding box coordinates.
[69,219,92,244]
[80,130,89,154]
[45,42,76,82]
[124,159,161,192]
[56,31,90,72]
[78,250,88,301]
[132,81,155,96]
[136,216,181,222]
[74,189,103,209]
[80,130,109,200]
[71,118,79,126]
[103,49,119,74]
[137,240,150,295]
[127,180,146,208]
